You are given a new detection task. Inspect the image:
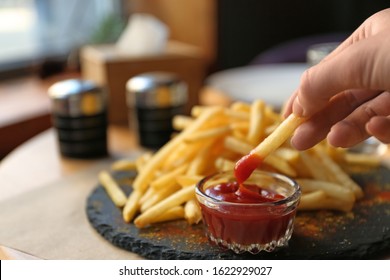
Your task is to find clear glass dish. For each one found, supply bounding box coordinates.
[195,170,301,254]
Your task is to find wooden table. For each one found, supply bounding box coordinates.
[0,125,145,259]
[0,125,141,202]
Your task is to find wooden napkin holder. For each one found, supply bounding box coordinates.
[80,41,206,124]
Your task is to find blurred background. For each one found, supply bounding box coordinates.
[0,0,389,159]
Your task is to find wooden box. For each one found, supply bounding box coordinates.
[80,42,206,124]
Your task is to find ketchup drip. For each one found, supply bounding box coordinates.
[234,153,263,184]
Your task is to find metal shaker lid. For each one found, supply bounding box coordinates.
[126,72,188,108]
[48,79,106,117]
[306,42,339,66]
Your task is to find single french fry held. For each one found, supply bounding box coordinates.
[251,114,305,158]
[235,114,305,183]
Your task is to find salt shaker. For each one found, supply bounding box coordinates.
[306,42,339,66]
[48,79,108,158]
[126,72,188,149]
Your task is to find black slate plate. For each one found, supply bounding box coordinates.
[86,167,390,259]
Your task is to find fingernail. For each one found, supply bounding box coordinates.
[292,96,304,117]
[290,126,303,150]
[290,135,305,151]
[290,136,298,150]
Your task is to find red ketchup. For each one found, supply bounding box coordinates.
[234,153,263,184]
[199,181,296,250]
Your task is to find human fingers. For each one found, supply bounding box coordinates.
[284,10,390,118]
[290,89,381,150]
[282,90,297,117]
[328,91,390,148]
[292,33,390,118]
[321,8,390,63]
[366,116,390,144]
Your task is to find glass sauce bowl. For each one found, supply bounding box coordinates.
[195,170,301,254]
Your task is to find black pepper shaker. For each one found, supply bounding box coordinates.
[126,72,188,150]
[48,79,108,158]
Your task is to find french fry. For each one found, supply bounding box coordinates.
[200,86,233,107]
[140,183,181,212]
[215,157,235,171]
[123,189,143,222]
[134,186,195,228]
[192,106,236,123]
[224,108,250,121]
[325,145,346,163]
[176,176,204,188]
[264,105,281,124]
[274,147,300,164]
[184,199,202,225]
[234,114,305,183]
[135,152,153,172]
[298,190,327,210]
[289,155,313,178]
[297,179,355,203]
[250,114,305,160]
[162,142,200,171]
[172,115,193,130]
[230,121,249,133]
[299,189,354,212]
[134,107,223,192]
[193,103,250,121]
[344,152,381,167]
[230,101,251,113]
[123,107,225,222]
[224,136,296,176]
[139,184,155,205]
[313,147,364,199]
[184,125,231,143]
[263,154,297,177]
[224,136,252,155]
[186,140,216,176]
[94,98,379,227]
[247,99,266,145]
[299,150,330,181]
[110,159,137,171]
[320,197,354,212]
[150,164,188,190]
[264,123,278,136]
[231,129,248,142]
[98,171,127,208]
[147,206,185,224]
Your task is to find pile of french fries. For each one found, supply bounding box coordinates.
[98,100,381,228]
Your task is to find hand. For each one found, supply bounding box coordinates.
[284,8,390,150]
